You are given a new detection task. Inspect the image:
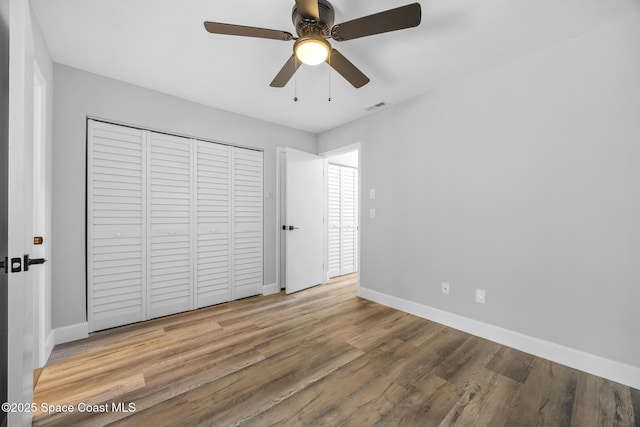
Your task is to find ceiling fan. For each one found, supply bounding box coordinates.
[204,0,421,88]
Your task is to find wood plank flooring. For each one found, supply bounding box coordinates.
[33,274,638,426]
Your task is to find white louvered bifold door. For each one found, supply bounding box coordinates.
[327,164,341,278]
[88,121,264,331]
[326,163,358,278]
[354,168,359,272]
[88,121,146,332]
[341,166,357,275]
[232,148,263,299]
[147,132,194,319]
[195,141,232,308]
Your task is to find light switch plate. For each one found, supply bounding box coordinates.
[370,188,376,199]
[369,208,376,219]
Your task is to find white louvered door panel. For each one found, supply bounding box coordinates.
[233,148,263,299]
[327,164,341,278]
[195,141,232,308]
[88,120,146,332]
[147,132,194,319]
[341,166,357,274]
[354,168,359,272]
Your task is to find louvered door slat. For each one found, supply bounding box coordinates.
[88,120,146,332]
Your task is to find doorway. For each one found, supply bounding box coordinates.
[322,146,359,282]
[276,144,361,293]
[325,154,358,280]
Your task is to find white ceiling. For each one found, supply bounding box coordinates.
[32,0,640,134]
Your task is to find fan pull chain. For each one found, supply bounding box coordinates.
[328,53,331,102]
[294,56,298,102]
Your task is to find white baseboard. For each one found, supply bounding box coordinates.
[263,283,280,296]
[53,322,89,345]
[358,287,640,390]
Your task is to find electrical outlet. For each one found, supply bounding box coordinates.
[369,208,376,219]
[475,289,486,304]
[370,188,376,199]
[441,282,450,295]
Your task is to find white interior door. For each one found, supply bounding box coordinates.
[285,148,324,294]
[326,163,358,278]
[147,132,193,319]
[232,148,263,299]
[195,141,231,308]
[1,0,10,423]
[6,0,34,422]
[340,166,357,275]
[327,163,341,278]
[87,121,146,332]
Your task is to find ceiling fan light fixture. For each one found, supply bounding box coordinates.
[294,37,330,66]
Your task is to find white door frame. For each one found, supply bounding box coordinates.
[33,60,47,368]
[276,147,286,290]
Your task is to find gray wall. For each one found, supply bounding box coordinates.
[52,64,316,329]
[319,15,640,367]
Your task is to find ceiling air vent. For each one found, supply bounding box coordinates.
[365,102,387,112]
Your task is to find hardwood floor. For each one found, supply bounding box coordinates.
[33,274,638,426]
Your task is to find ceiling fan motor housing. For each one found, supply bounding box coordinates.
[292,0,335,38]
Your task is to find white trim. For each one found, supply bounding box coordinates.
[32,60,48,369]
[358,286,640,390]
[275,147,286,290]
[318,142,362,159]
[53,322,89,345]
[263,283,279,296]
[44,331,55,363]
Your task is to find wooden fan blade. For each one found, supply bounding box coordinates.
[204,22,293,41]
[295,0,320,20]
[326,49,369,88]
[331,3,421,42]
[270,55,302,87]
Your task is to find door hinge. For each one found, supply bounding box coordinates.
[1,257,7,274]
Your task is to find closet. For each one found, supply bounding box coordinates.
[327,163,358,278]
[87,119,263,332]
